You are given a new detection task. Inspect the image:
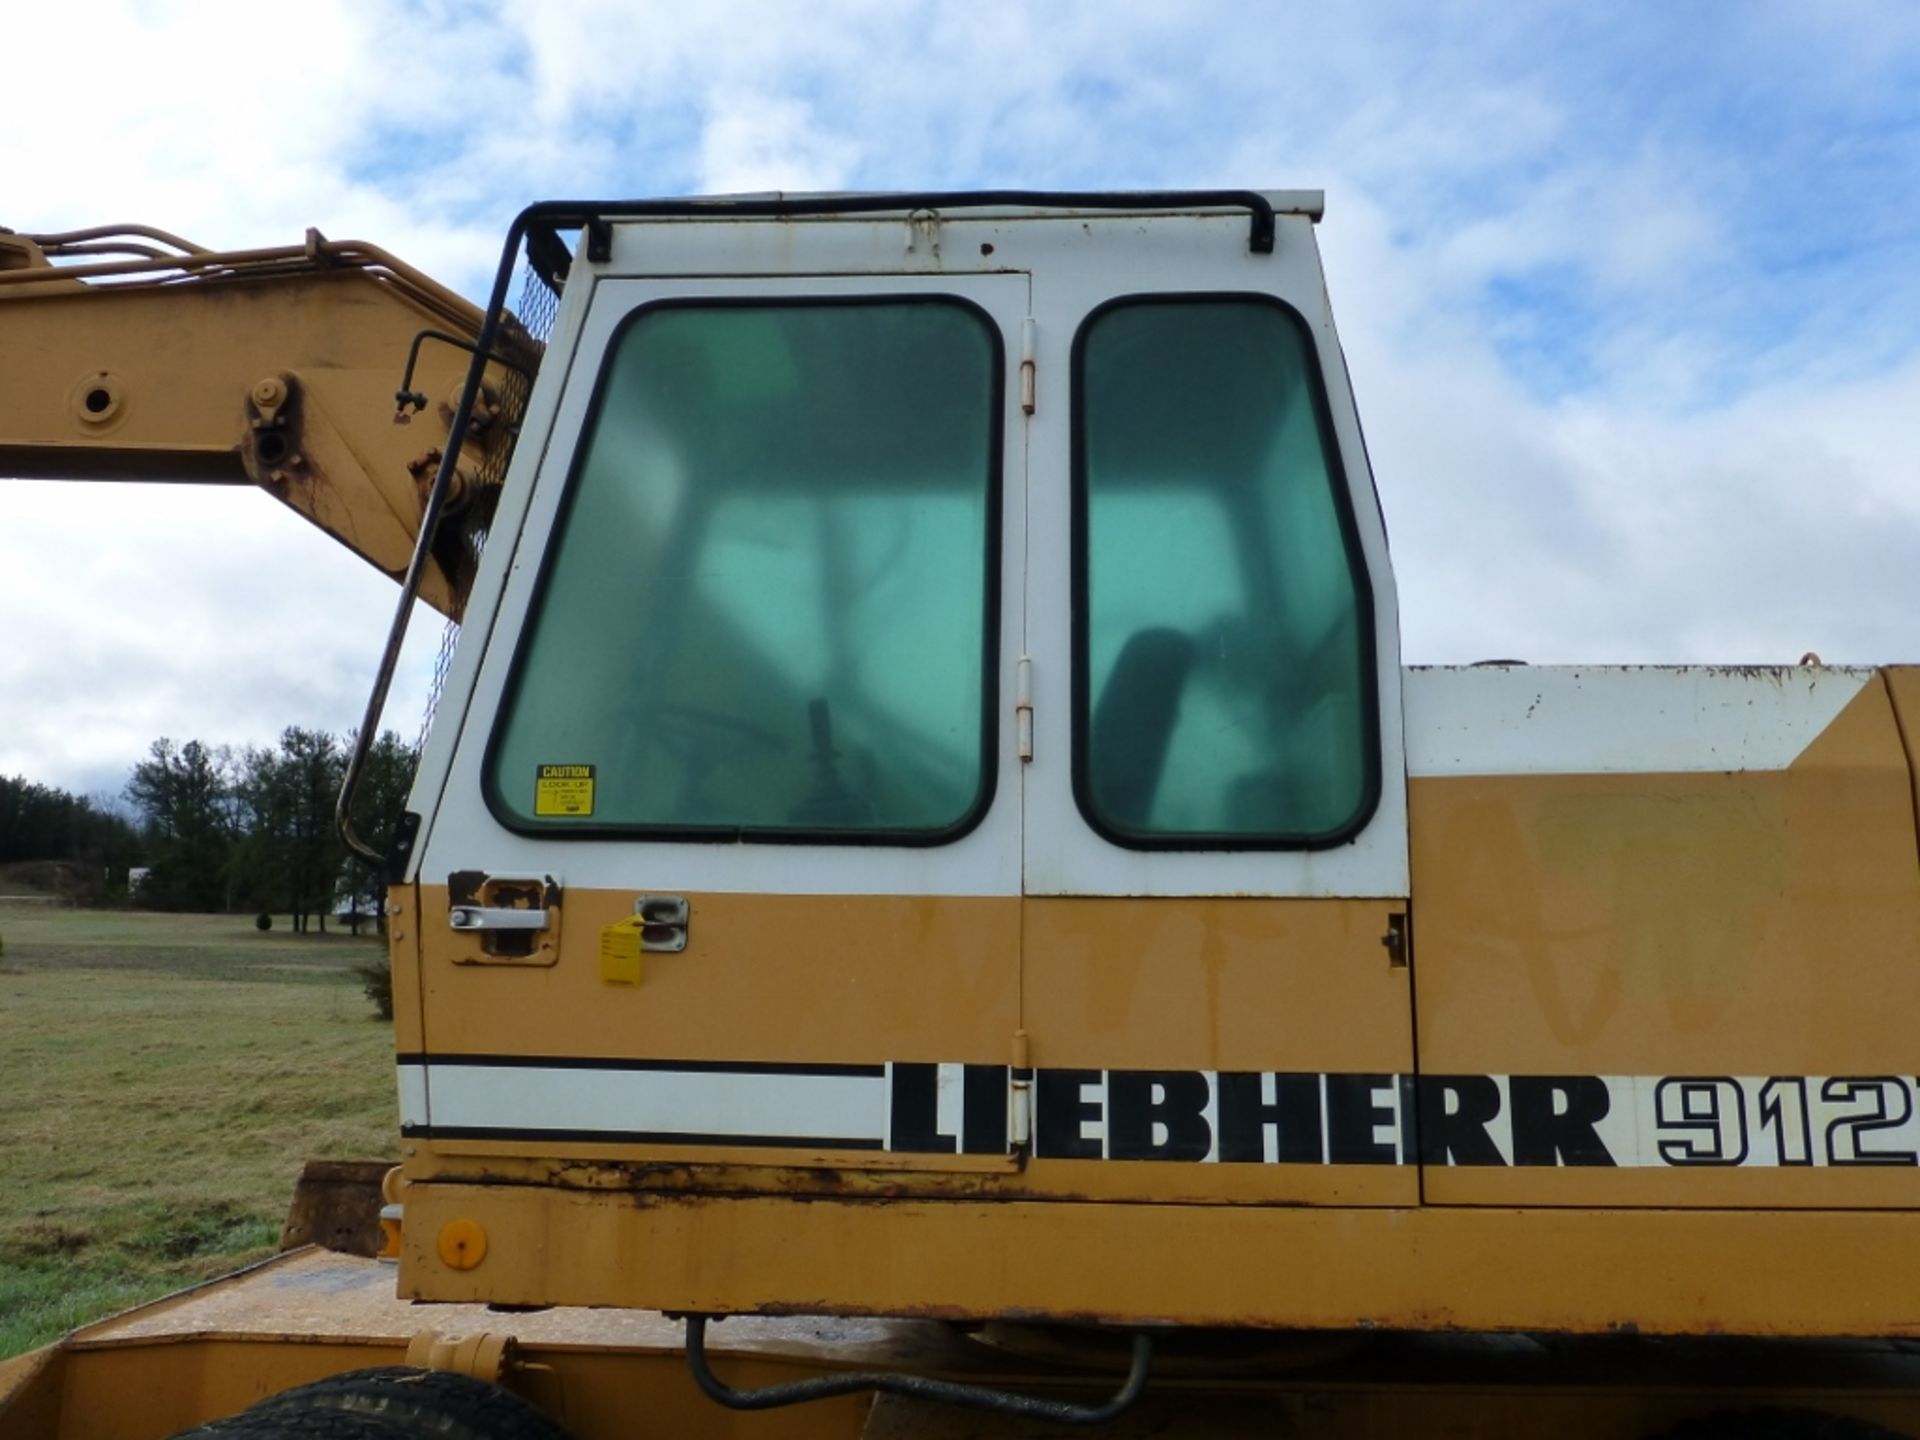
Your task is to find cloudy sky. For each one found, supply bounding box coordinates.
[4,1,1918,798]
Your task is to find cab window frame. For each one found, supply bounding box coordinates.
[1068,291,1383,852]
[480,292,1008,848]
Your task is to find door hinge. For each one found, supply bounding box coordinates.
[1020,317,1036,416]
[1016,655,1034,761]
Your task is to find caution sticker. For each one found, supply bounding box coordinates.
[534,763,596,817]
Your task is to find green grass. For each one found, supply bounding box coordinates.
[0,904,394,1358]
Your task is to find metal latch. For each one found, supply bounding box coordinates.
[1382,911,1409,969]
[446,872,562,966]
[637,894,690,953]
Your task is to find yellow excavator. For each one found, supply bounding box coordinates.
[5,193,1920,1440]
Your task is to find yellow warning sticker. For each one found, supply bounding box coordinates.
[535,763,596,817]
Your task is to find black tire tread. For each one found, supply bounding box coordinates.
[167,1366,570,1440]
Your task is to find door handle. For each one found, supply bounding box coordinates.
[449,906,551,933]
[445,872,562,965]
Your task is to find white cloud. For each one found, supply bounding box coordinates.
[0,484,441,795]
[698,94,862,195]
[1322,179,1920,666]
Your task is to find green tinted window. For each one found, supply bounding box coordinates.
[488,301,1000,840]
[1075,298,1375,845]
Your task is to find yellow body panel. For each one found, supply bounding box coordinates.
[398,1182,1920,1336]
[1020,898,1412,1204]
[416,885,1021,1067]
[1411,675,1920,1207]
[1887,664,1920,829]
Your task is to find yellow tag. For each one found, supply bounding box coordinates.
[599,914,646,986]
[535,763,596,817]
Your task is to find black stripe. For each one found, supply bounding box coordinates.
[414,1125,885,1150]
[393,1053,885,1078]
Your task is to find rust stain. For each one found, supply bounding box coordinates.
[426,1153,1112,1207]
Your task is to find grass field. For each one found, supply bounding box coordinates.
[0,903,394,1359]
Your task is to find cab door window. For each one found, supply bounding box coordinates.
[1072,296,1378,847]
[487,299,1004,842]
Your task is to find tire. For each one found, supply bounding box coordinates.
[1650,1408,1912,1440]
[166,1367,571,1440]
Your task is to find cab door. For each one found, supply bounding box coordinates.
[409,261,1033,1172]
[1013,216,1417,1204]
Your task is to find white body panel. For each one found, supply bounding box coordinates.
[401,1060,890,1148]
[1405,664,1871,777]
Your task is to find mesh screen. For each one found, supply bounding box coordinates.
[515,260,564,347]
[416,257,564,747]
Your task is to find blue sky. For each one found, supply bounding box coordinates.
[3,0,1918,794]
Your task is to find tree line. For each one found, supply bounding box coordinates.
[1,728,416,932]
[0,776,141,882]
[127,728,416,931]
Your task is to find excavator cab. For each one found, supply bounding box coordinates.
[391,194,1420,1321]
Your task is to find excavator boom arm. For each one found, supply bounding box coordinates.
[0,225,527,616]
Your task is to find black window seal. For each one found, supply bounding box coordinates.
[1068,291,1384,852]
[480,292,1008,848]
